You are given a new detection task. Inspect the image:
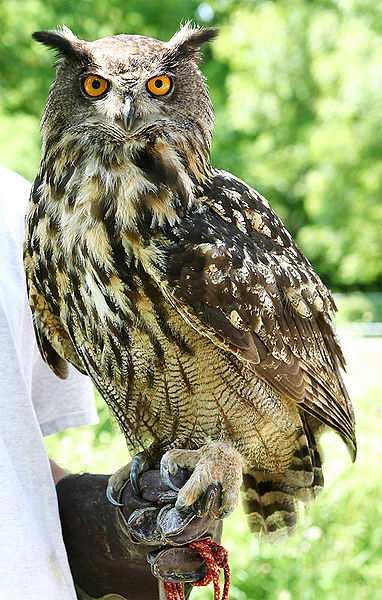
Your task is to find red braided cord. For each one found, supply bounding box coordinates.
[163,581,185,600]
[164,538,230,600]
[190,539,231,600]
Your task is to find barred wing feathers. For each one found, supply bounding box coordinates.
[152,170,356,457]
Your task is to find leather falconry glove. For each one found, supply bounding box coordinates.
[56,467,222,600]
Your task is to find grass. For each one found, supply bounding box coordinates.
[46,335,382,599]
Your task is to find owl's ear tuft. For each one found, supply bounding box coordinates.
[166,22,218,61]
[32,27,89,63]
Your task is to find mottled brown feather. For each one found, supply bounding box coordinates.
[148,170,356,456]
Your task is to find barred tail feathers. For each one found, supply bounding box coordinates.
[242,472,297,535]
[242,420,324,536]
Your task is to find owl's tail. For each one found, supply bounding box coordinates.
[242,415,323,537]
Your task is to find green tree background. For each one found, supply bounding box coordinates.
[1,0,381,296]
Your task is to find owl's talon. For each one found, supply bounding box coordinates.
[130,451,151,496]
[130,463,141,496]
[160,453,181,492]
[106,483,124,507]
[106,463,132,506]
[194,483,222,517]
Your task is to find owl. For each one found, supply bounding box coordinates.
[25,24,356,536]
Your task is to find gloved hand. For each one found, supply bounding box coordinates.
[56,467,222,600]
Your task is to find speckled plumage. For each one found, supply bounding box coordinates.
[25,24,356,535]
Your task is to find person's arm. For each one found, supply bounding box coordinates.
[49,459,69,485]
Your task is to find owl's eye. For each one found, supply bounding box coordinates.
[82,75,109,98]
[146,75,173,97]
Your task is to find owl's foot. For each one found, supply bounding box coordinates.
[160,441,244,517]
[106,451,152,506]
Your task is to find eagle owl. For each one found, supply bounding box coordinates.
[25,24,356,535]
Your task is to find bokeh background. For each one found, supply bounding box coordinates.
[1,1,381,598]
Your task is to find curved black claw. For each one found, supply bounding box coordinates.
[106,480,124,507]
[160,455,181,493]
[130,452,151,497]
[194,483,222,518]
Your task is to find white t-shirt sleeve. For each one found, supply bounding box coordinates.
[32,348,98,436]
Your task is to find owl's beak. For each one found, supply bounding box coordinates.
[121,95,135,131]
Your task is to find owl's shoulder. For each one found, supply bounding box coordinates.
[163,168,332,310]
[198,168,295,251]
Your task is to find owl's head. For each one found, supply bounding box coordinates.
[33,24,217,155]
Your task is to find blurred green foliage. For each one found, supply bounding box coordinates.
[46,337,382,599]
[335,292,382,323]
[1,0,381,292]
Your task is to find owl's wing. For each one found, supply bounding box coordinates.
[150,170,356,455]
[24,265,86,379]
[24,171,88,379]
[32,313,68,379]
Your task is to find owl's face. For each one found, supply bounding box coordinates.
[34,26,217,150]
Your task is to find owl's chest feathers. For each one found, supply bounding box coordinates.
[37,139,196,326]
[59,165,179,250]
[50,133,198,221]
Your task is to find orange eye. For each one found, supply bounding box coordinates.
[146,74,173,96]
[82,75,109,98]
